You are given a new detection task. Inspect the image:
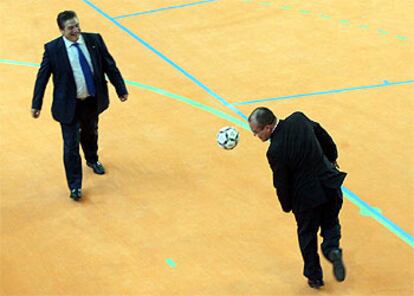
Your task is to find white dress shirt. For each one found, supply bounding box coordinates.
[63,34,95,99]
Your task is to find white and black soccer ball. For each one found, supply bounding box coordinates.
[216,126,240,150]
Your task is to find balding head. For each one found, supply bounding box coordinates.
[248,107,277,128]
[248,107,277,142]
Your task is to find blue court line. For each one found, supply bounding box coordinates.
[83,0,247,121]
[2,58,413,247]
[84,1,414,248]
[114,0,219,19]
[232,80,414,105]
[342,187,414,247]
[2,59,249,129]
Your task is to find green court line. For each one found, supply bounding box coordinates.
[395,35,408,40]
[166,258,176,268]
[2,58,414,247]
[299,10,310,15]
[241,0,408,41]
[377,29,389,35]
[125,80,249,129]
[259,2,273,6]
[0,59,249,130]
[0,59,40,67]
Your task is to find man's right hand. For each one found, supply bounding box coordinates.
[31,109,41,118]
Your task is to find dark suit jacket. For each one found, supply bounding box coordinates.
[32,33,127,124]
[267,112,346,213]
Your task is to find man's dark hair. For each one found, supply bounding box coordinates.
[248,107,276,128]
[57,10,77,29]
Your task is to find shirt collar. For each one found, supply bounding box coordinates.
[269,119,280,142]
[63,34,85,49]
[271,118,279,134]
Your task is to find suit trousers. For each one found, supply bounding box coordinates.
[294,187,343,280]
[60,96,99,190]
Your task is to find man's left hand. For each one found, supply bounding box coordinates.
[119,94,128,102]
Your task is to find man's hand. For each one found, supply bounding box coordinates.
[119,94,128,102]
[31,109,41,118]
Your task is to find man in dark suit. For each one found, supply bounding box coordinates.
[248,107,346,289]
[31,10,128,201]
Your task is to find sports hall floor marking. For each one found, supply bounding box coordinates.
[232,80,414,105]
[83,0,247,121]
[113,0,219,19]
[166,258,177,268]
[83,0,414,248]
[342,187,413,247]
[242,0,409,41]
[0,59,249,129]
[4,58,413,247]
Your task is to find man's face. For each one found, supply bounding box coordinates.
[61,17,81,42]
[249,120,272,142]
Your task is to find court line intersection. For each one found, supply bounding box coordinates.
[3,58,412,247]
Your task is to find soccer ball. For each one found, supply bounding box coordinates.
[217,126,240,150]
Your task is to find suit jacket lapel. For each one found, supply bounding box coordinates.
[82,33,99,77]
[56,37,73,76]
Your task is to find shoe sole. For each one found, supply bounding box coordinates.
[308,284,324,289]
[308,281,324,289]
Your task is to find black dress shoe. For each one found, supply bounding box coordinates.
[329,249,346,282]
[70,188,82,201]
[87,161,105,175]
[308,279,324,289]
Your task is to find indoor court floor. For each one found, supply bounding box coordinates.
[1,0,413,295]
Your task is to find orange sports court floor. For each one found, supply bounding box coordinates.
[0,0,413,295]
